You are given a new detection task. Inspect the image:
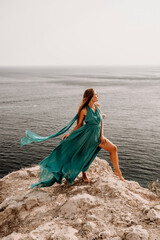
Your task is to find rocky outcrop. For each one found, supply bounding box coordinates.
[0,157,159,240]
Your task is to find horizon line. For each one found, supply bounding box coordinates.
[0,64,160,68]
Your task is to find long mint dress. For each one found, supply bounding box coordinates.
[21,104,102,188]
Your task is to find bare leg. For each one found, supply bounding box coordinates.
[99,137,125,181]
[82,172,90,183]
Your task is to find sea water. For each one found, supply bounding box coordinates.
[0,66,160,188]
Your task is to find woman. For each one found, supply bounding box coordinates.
[21,88,125,189]
[62,88,125,183]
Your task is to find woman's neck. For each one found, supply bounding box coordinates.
[88,101,95,108]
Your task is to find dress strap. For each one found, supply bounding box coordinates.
[21,113,78,147]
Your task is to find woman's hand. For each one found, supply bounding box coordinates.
[62,133,70,140]
[99,135,106,144]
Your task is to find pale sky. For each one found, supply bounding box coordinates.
[0,0,160,66]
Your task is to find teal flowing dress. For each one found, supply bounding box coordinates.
[21,104,102,188]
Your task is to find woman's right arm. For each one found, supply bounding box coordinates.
[62,108,87,140]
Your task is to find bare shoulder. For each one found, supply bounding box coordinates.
[80,106,87,116]
[95,102,101,109]
[95,102,100,107]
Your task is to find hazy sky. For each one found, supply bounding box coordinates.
[0,0,160,66]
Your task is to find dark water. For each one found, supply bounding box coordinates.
[0,66,160,188]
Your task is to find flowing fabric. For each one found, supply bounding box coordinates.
[21,113,78,147]
[21,104,102,188]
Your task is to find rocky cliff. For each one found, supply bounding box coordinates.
[0,157,160,240]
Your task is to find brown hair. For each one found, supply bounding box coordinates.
[77,88,95,124]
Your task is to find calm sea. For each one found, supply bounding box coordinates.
[0,66,160,188]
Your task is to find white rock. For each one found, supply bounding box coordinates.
[17,170,29,179]
[26,166,39,177]
[153,205,160,211]
[147,208,160,221]
[29,221,78,240]
[125,225,149,240]
[111,237,122,240]
[99,229,112,238]
[141,205,150,214]
[2,232,29,240]
[82,221,97,231]
[74,218,83,225]
[60,193,97,218]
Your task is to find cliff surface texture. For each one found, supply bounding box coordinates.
[0,157,160,240]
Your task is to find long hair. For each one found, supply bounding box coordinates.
[77,88,94,124]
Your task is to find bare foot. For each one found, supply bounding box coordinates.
[82,173,90,183]
[114,170,125,182]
